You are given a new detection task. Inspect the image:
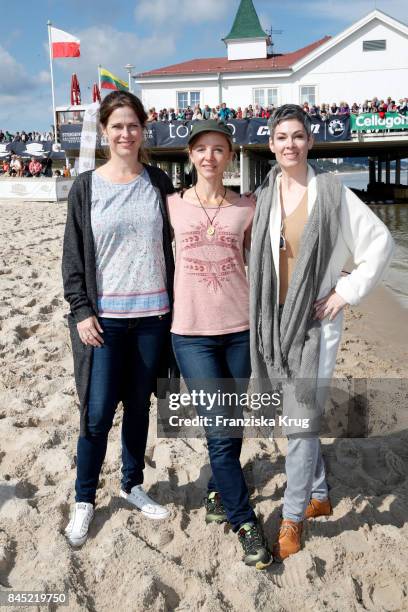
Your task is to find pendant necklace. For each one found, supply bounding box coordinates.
[194,185,227,236]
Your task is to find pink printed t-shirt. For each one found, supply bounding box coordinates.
[167,192,254,335]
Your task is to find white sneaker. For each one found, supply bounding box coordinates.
[65,502,94,547]
[120,485,170,520]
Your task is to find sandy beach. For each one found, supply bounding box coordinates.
[1,199,408,612]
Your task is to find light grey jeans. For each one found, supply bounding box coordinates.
[283,436,328,522]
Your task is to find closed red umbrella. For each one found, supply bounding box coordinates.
[70,73,81,106]
[92,83,101,103]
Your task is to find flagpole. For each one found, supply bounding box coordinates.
[47,20,58,143]
[98,64,102,91]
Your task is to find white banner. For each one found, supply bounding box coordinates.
[0,178,74,201]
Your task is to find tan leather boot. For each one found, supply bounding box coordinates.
[304,498,332,519]
[273,519,303,561]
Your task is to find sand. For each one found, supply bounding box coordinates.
[1,199,408,612]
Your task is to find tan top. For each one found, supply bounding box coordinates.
[279,191,308,305]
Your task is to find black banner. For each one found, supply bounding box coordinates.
[0,141,66,159]
[59,116,351,151]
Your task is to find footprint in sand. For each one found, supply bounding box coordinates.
[14,324,41,341]
[333,440,385,494]
[0,533,16,588]
[268,550,320,587]
[381,447,407,484]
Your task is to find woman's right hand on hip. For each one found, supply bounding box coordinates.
[77,316,104,347]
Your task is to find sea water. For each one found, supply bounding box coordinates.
[338,171,408,309]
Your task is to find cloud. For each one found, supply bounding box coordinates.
[134,0,231,26]
[38,71,51,84]
[0,45,37,95]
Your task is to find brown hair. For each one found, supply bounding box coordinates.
[99,91,149,164]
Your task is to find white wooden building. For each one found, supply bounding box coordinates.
[135,0,408,111]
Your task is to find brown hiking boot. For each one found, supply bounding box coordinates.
[304,498,332,520]
[272,520,303,562]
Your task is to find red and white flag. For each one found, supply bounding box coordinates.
[50,26,80,58]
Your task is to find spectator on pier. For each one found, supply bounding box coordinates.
[202,105,211,120]
[398,99,408,115]
[371,97,380,109]
[210,108,218,120]
[302,102,310,114]
[330,103,338,115]
[184,106,193,121]
[29,157,42,177]
[147,108,158,122]
[0,130,4,142]
[309,104,319,116]
[244,105,254,119]
[176,108,185,120]
[338,102,350,115]
[378,102,387,119]
[218,102,230,121]
[192,105,203,120]
[12,132,21,142]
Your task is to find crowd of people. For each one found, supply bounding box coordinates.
[0,155,53,177]
[0,129,54,143]
[0,155,73,178]
[147,96,408,123]
[2,97,406,143]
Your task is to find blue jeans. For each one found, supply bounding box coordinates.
[283,437,328,522]
[171,330,256,531]
[75,314,170,504]
[276,306,329,521]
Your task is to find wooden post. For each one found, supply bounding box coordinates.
[385,155,391,185]
[369,158,376,185]
[395,158,401,185]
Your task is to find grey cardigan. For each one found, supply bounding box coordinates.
[62,166,176,436]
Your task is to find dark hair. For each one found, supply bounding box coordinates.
[267,104,312,139]
[99,91,149,163]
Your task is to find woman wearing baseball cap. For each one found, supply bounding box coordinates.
[167,120,272,569]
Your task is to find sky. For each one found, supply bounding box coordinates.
[0,0,407,132]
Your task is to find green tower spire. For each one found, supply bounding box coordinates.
[224,0,268,40]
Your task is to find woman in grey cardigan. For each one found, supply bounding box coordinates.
[62,91,175,546]
[250,104,394,561]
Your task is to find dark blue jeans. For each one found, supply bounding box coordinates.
[171,330,256,531]
[75,314,170,503]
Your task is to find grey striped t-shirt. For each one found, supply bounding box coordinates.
[91,169,169,318]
